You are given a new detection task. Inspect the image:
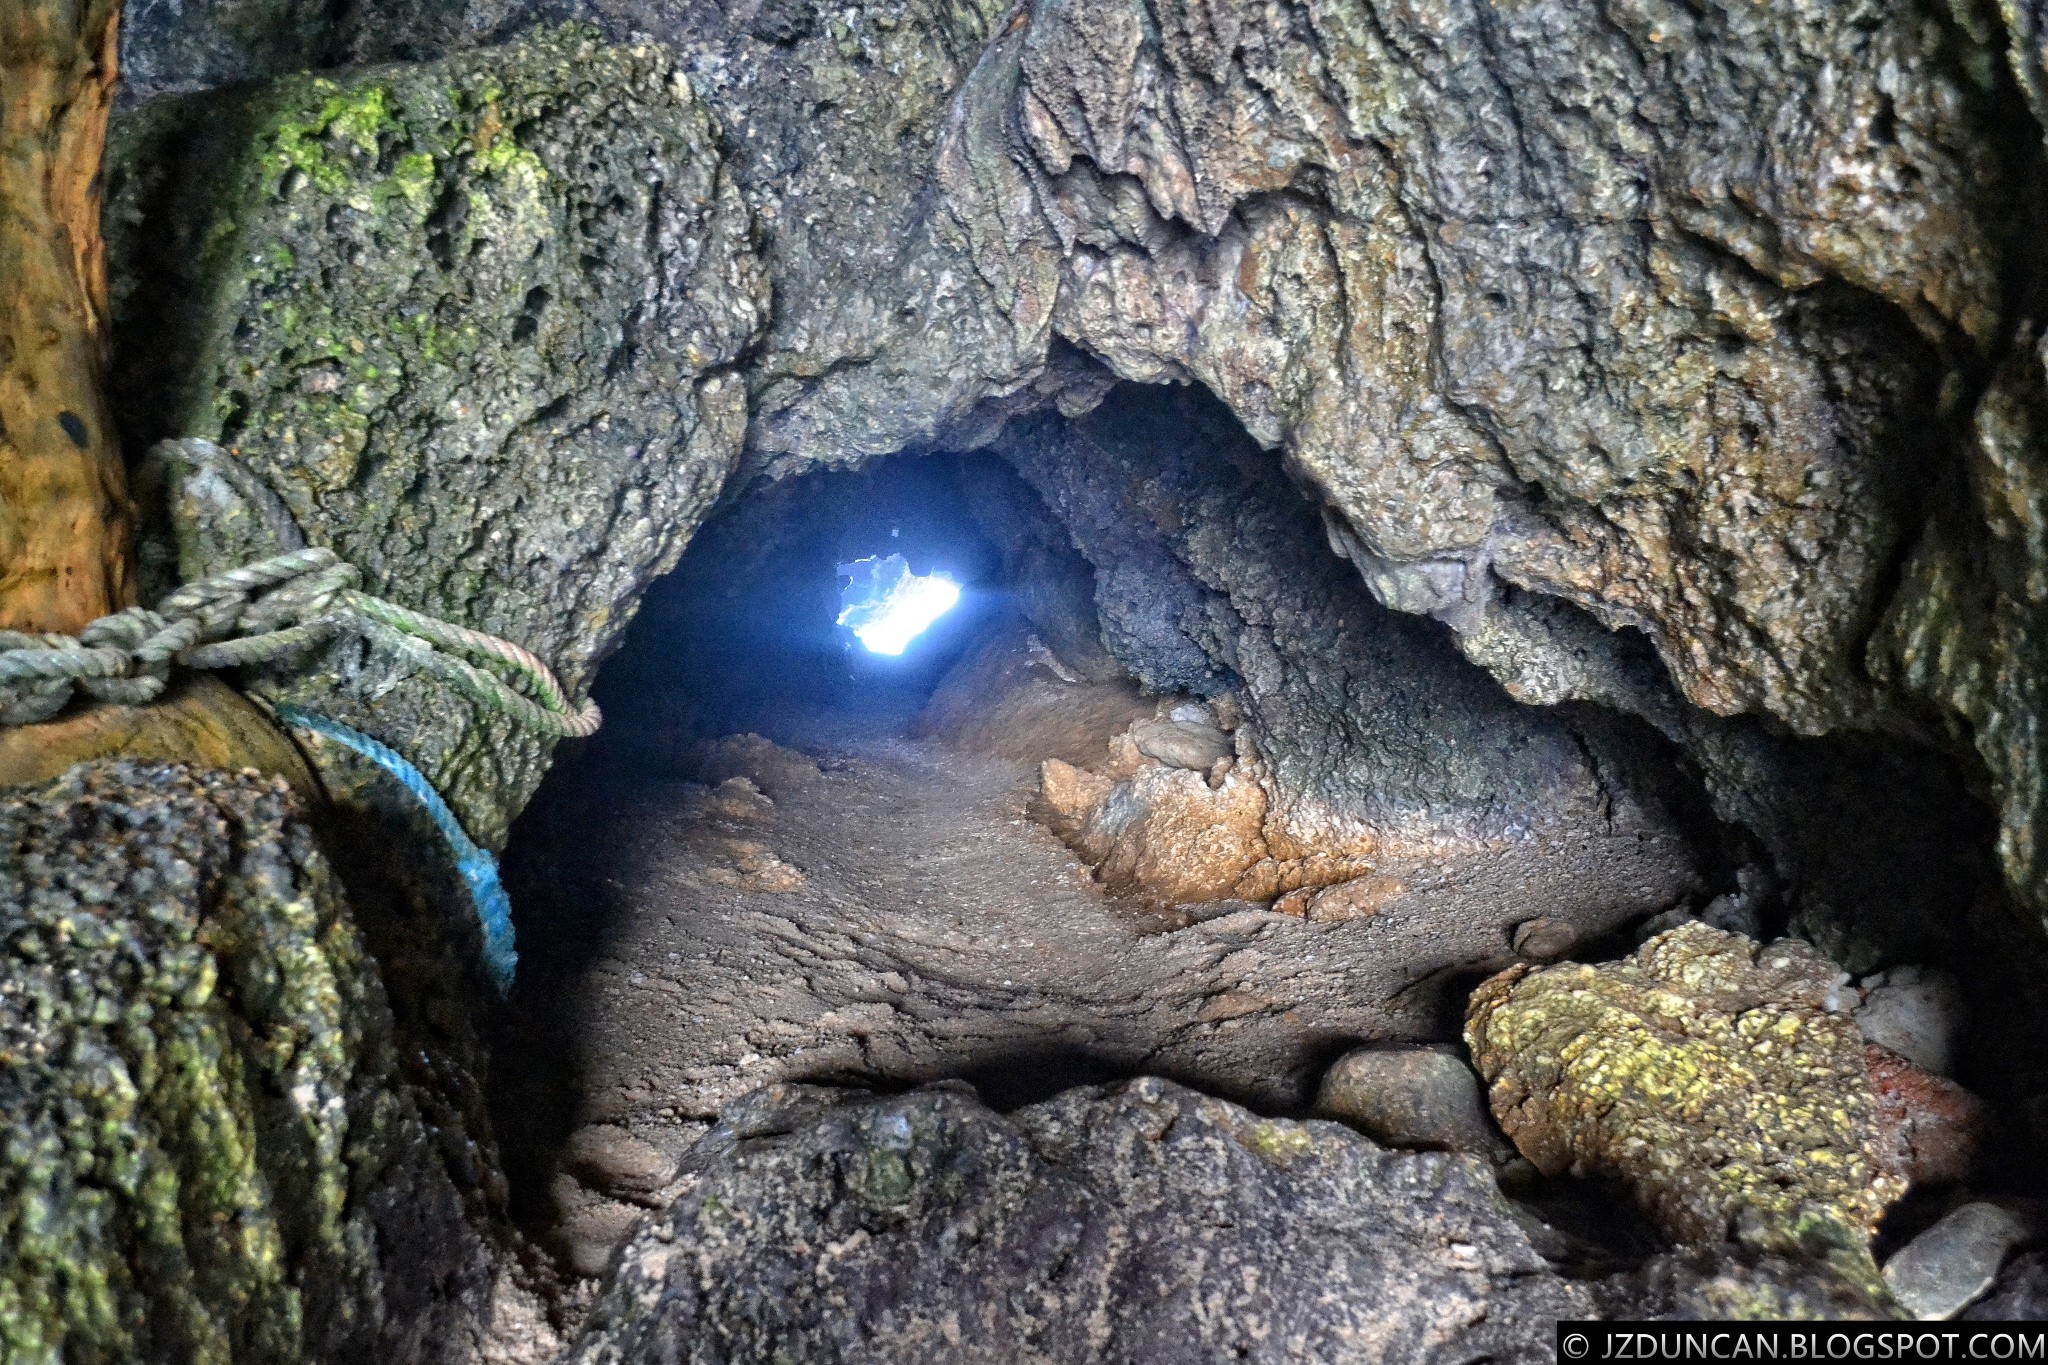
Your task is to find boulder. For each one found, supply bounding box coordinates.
[1866,1045,1988,1189]
[0,763,524,1365]
[1314,1045,1513,1164]
[1856,966,1968,1077]
[1885,1203,2032,1321]
[1964,1249,2048,1321]
[563,1078,1589,1364]
[1129,716,1234,773]
[1466,924,1903,1266]
[106,25,767,848]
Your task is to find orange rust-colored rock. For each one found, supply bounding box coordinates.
[1865,1043,1988,1189]
[1094,764,1272,904]
[1302,874,1412,924]
[1034,726,1397,906]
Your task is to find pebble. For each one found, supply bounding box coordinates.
[1511,917,1578,961]
[562,1124,677,1200]
[1315,1045,1513,1162]
[1885,1202,2030,1320]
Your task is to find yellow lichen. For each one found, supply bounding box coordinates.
[1466,923,1902,1259]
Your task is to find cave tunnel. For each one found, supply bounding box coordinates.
[491,378,2047,1288]
[27,0,2048,1348]
[585,450,1008,749]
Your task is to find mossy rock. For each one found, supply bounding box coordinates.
[0,763,494,1364]
[1467,923,1903,1306]
[105,25,767,849]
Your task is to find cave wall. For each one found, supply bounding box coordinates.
[988,382,1690,854]
[101,0,2048,935]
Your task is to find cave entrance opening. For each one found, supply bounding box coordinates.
[569,450,1035,750]
[836,553,962,656]
[491,430,1177,1268]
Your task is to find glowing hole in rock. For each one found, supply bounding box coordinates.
[836,553,962,655]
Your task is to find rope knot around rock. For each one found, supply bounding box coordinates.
[0,542,600,738]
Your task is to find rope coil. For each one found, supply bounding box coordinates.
[0,544,600,737]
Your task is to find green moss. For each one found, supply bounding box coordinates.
[1238,1119,1315,1168]
[860,1149,916,1204]
[261,82,404,196]
[0,765,427,1362]
[390,151,438,205]
[1467,924,1902,1262]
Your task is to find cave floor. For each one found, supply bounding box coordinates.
[499,707,1434,1143]
[493,700,1692,1275]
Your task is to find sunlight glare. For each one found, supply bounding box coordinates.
[836,554,962,655]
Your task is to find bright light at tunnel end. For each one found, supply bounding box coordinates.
[836,554,962,655]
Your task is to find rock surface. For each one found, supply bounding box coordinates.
[1857,965,1968,1077]
[106,25,766,848]
[1315,1045,1512,1163]
[1885,1202,2031,1321]
[1866,1045,1988,1189]
[1609,1248,1904,1322]
[562,1077,1589,1364]
[561,1125,677,1203]
[1964,1249,2048,1320]
[999,385,1706,917]
[107,0,2048,945]
[499,718,1696,1148]
[1467,924,1903,1260]
[931,0,2007,738]
[0,763,522,1365]
[629,0,2014,761]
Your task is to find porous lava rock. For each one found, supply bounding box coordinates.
[1000,384,1705,919]
[106,25,767,847]
[562,1077,1590,1364]
[931,0,2007,737]
[109,0,2048,945]
[1466,924,1904,1263]
[0,763,525,1365]
[1874,320,2048,931]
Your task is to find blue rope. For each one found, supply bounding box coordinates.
[275,703,517,994]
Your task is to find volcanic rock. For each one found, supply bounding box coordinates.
[562,1078,1589,1364]
[1466,924,1903,1255]
[0,763,516,1364]
[1315,1045,1513,1164]
[106,26,767,847]
[1885,1203,2031,1321]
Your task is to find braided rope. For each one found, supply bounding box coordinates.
[0,545,601,737]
